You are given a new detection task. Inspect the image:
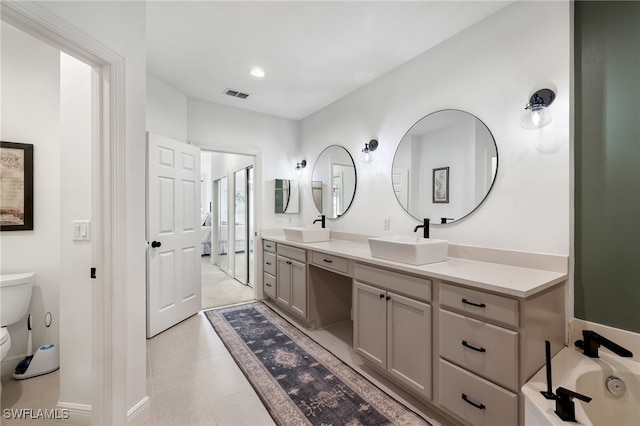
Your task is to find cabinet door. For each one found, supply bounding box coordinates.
[290,259,307,319]
[276,256,292,306]
[353,281,387,370]
[387,292,432,399]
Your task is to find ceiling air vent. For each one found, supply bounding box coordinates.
[224,88,250,99]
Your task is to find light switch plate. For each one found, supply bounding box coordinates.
[72,220,91,241]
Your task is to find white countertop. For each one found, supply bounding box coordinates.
[263,235,567,299]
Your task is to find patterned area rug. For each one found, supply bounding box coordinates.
[205,302,432,426]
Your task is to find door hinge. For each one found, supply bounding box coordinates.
[91,267,97,279]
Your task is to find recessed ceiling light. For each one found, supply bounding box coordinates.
[249,67,266,78]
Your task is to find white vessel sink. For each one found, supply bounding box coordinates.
[368,235,448,265]
[283,227,331,243]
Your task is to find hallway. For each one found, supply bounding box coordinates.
[201,256,254,309]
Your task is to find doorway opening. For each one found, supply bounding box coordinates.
[200,151,255,309]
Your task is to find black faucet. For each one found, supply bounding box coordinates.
[554,387,592,422]
[413,218,430,238]
[313,215,326,229]
[575,330,634,358]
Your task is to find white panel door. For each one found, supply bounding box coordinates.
[147,132,202,337]
[392,167,409,208]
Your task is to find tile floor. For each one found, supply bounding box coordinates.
[201,256,255,309]
[1,266,454,426]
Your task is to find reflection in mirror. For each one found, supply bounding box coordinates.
[274,179,299,214]
[392,110,498,223]
[312,145,357,219]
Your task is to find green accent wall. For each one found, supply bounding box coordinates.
[575,1,640,332]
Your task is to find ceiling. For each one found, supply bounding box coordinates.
[146,1,512,121]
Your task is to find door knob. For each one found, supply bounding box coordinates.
[151,241,162,248]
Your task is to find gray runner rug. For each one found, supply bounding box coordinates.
[205,302,432,426]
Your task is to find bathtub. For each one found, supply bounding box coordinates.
[522,346,640,425]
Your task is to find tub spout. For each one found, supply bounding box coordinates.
[554,387,592,422]
[576,330,634,358]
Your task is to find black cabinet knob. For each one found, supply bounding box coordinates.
[151,241,162,248]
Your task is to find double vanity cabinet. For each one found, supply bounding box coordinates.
[261,234,566,426]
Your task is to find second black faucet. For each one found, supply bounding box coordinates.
[413,218,430,238]
[313,214,326,229]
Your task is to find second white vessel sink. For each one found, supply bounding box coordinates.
[284,227,331,243]
[368,235,448,265]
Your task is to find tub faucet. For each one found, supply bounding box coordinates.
[554,387,592,422]
[313,215,326,229]
[413,218,430,238]
[575,330,634,358]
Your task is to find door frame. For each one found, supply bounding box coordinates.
[2,2,126,424]
[193,142,262,300]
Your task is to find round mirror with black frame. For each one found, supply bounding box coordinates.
[392,109,498,224]
[311,145,357,219]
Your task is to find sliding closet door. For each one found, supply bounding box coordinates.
[234,169,247,284]
[214,177,229,273]
[247,166,255,287]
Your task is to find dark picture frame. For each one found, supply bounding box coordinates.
[1,141,34,231]
[432,166,449,203]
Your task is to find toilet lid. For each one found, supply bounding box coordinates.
[0,328,8,345]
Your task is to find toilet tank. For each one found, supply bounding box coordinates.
[0,272,34,327]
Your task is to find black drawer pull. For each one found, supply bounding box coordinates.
[462,340,486,353]
[286,261,292,265]
[379,294,385,299]
[323,259,333,263]
[265,283,272,287]
[266,262,272,266]
[265,244,273,249]
[462,298,486,308]
[462,394,486,410]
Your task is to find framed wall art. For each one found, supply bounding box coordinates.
[432,166,449,203]
[1,141,34,231]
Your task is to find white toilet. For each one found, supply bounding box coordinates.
[0,272,34,361]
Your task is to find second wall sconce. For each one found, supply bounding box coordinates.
[295,160,306,176]
[361,139,379,163]
[521,88,556,129]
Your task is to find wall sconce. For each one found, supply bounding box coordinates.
[521,88,556,129]
[295,160,306,176]
[361,139,379,163]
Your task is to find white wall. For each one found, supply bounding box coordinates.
[0,22,61,373]
[59,52,93,407]
[146,73,188,143]
[37,1,148,420]
[300,1,571,256]
[188,99,301,229]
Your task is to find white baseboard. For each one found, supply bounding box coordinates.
[127,396,151,425]
[56,401,92,425]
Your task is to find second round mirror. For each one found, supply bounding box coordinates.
[312,145,357,219]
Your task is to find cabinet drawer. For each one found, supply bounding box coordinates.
[264,252,276,275]
[263,272,276,298]
[354,263,431,302]
[439,309,518,391]
[440,283,518,327]
[277,244,306,263]
[439,359,517,426]
[312,251,349,275]
[263,240,276,253]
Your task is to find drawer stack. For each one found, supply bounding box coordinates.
[263,240,277,298]
[438,283,519,426]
